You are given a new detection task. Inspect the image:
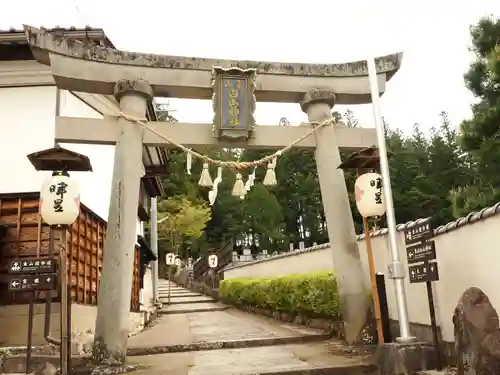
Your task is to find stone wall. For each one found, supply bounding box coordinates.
[224,202,500,344]
[0,303,146,348]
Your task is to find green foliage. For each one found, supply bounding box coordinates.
[157,16,500,255]
[161,106,484,256]
[220,271,340,317]
[455,16,500,215]
[157,196,211,258]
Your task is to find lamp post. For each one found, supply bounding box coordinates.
[27,145,92,375]
[150,197,169,304]
[338,146,390,345]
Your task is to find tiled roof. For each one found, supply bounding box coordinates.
[0,25,114,48]
[359,201,500,239]
[224,201,500,271]
[1,25,98,33]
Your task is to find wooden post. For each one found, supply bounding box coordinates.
[59,229,69,375]
[356,167,384,344]
[167,266,171,304]
[338,147,394,344]
[362,216,385,344]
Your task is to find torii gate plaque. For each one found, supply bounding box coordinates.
[211,66,257,140]
[24,25,403,364]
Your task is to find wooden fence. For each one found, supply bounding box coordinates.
[0,192,141,311]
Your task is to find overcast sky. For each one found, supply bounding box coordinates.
[2,0,500,133]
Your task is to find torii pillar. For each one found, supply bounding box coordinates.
[301,89,368,343]
[93,79,153,365]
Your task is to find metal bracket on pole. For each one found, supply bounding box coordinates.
[387,261,406,279]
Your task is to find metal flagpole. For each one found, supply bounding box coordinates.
[367,58,415,342]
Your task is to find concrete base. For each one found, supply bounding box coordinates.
[376,342,438,375]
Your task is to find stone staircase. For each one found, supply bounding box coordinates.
[157,280,227,315]
[127,282,381,375]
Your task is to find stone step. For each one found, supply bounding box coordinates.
[158,292,202,296]
[164,299,216,305]
[127,332,331,355]
[158,293,201,298]
[157,289,192,293]
[159,306,229,315]
[160,295,210,300]
[127,342,376,375]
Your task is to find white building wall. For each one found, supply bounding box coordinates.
[0,82,142,236]
[0,86,56,195]
[224,212,500,343]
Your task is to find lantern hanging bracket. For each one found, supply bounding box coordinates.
[27,145,93,173]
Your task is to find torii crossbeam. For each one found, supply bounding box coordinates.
[24,25,403,365]
[54,116,377,150]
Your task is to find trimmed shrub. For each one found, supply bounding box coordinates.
[220,271,340,318]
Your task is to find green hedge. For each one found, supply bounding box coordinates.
[220,271,340,317]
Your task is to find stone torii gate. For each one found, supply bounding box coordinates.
[24,25,402,364]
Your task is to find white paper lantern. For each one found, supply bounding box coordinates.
[175,258,181,266]
[166,253,175,265]
[354,172,386,217]
[40,172,80,226]
[208,254,218,268]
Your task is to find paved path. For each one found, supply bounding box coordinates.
[127,282,375,375]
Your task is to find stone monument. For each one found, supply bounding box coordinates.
[24,25,402,364]
[454,287,500,375]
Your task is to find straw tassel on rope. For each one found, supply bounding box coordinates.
[232,173,246,197]
[186,151,192,175]
[245,168,256,191]
[198,162,213,187]
[208,167,223,206]
[263,156,278,186]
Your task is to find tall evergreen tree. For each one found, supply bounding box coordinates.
[455,16,500,216]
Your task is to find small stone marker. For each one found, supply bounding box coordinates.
[453,287,500,374]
